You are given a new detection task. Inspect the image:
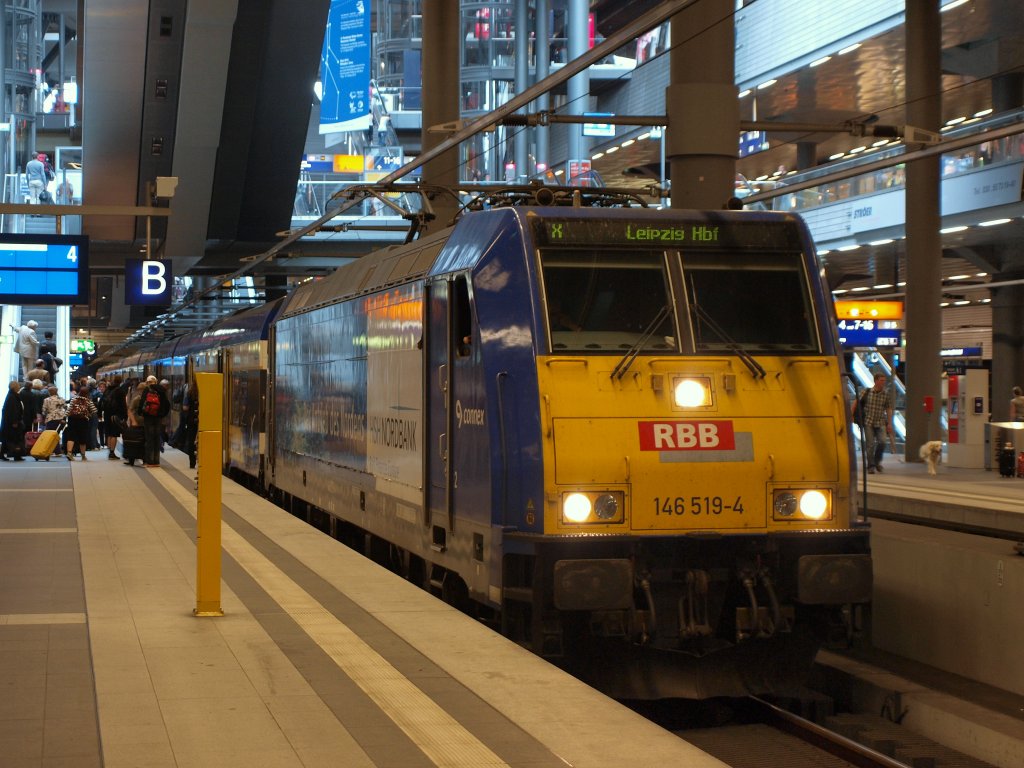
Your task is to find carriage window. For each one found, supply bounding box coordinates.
[682,251,819,353]
[541,249,676,352]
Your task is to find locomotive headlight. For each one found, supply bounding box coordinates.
[561,491,626,524]
[774,492,798,517]
[673,377,711,408]
[799,490,828,520]
[563,493,592,523]
[772,489,832,521]
[594,493,619,520]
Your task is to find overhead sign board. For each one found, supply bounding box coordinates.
[583,113,615,138]
[834,300,904,320]
[837,320,902,348]
[125,259,173,305]
[0,234,89,305]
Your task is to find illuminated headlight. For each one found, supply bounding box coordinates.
[561,491,626,524]
[673,377,712,408]
[799,490,828,520]
[563,493,592,523]
[772,489,832,521]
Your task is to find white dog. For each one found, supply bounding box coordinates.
[919,441,943,475]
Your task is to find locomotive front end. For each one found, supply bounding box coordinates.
[517,210,871,697]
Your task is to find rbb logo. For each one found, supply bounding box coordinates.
[125,258,173,305]
[638,420,736,451]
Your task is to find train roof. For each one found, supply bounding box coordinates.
[279,226,452,318]
[175,298,283,355]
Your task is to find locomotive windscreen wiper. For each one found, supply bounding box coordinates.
[611,305,670,380]
[690,302,767,380]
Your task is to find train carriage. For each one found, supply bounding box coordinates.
[267,203,871,698]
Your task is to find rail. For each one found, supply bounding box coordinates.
[747,696,911,768]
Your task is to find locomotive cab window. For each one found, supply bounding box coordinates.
[682,251,820,353]
[541,249,677,353]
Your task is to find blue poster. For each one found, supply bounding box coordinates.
[320,0,371,134]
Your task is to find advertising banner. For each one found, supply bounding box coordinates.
[320,0,371,134]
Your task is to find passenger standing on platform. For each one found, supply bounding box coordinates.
[42,386,67,430]
[855,373,894,474]
[15,320,39,378]
[25,154,46,203]
[64,386,96,460]
[29,380,47,428]
[103,376,126,460]
[92,380,108,449]
[0,381,27,460]
[1011,386,1024,421]
[134,375,170,468]
[181,381,199,469]
[18,381,38,435]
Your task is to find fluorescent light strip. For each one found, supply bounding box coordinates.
[979,218,1011,227]
[810,56,832,67]
[838,43,861,55]
[940,225,968,233]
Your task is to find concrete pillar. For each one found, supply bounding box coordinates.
[904,0,943,455]
[796,142,817,171]
[668,0,737,209]
[992,72,1024,112]
[421,0,461,229]
[535,0,550,174]
[566,0,589,181]
[515,0,529,180]
[990,269,1024,421]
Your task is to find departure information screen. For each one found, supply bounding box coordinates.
[535,217,803,250]
[0,234,89,305]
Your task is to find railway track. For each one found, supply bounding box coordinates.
[666,695,995,768]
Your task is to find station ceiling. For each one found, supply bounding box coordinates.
[59,0,1023,351]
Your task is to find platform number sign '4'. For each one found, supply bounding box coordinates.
[66,246,77,263]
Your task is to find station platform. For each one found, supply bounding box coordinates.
[845,450,1024,767]
[859,451,1024,535]
[0,447,724,768]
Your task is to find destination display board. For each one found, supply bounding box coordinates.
[0,234,89,305]
[535,218,803,250]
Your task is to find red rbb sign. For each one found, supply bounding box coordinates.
[638,421,736,451]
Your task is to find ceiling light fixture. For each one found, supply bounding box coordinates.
[810,56,832,67]
[940,225,968,233]
[973,108,993,118]
[978,218,1011,227]
[757,79,777,90]
[738,89,751,98]
[838,43,861,55]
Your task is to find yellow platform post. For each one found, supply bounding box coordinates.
[194,372,224,617]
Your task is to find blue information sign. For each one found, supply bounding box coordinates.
[125,259,173,305]
[0,234,89,305]
[838,324,902,348]
[319,0,371,134]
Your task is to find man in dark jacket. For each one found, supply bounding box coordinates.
[103,376,128,460]
[135,375,170,467]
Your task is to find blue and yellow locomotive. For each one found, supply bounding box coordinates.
[101,197,870,698]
